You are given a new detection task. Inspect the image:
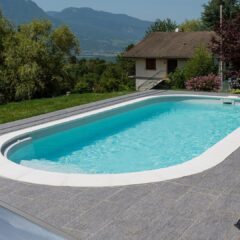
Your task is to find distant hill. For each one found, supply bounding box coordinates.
[0,0,48,25]
[0,0,151,56]
[48,7,151,55]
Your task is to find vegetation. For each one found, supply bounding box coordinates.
[211,10,240,92]
[69,46,135,94]
[0,18,80,102]
[0,92,131,124]
[145,18,178,36]
[0,11,135,105]
[168,46,217,90]
[212,12,240,70]
[202,0,240,29]
[183,46,217,81]
[166,1,240,92]
[186,74,221,91]
[1,0,240,110]
[147,0,240,36]
[168,69,186,89]
[231,89,240,94]
[179,19,205,32]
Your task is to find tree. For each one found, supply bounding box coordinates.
[179,19,205,32]
[184,46,217,80]
[0,11,13,62]
[145,18,178,36]
[116,44,135,77]
[0,11,14,102]
[98,64,121,92]
[74,73,100,93]
[212,12,240,70]
[2,20,80,100]
[202,0,240,29]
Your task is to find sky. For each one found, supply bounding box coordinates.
[32,0,209,22]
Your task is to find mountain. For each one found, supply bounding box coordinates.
[48,7,151,56]
[0,0,151,56]
[0,0,48,25]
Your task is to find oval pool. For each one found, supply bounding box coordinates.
[3,96,240,175]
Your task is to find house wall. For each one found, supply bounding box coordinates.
[135,59,167,90]
[135,58,188,91]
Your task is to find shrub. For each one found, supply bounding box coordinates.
[185,74,220,92]
[231,89,240,94]
[74,73,99,93]
[184,46,217,81]
[97,77,120,92]
[226,71,240,89]
[74,81,91,93]
[169,69,186,89]
[229,78,240,89]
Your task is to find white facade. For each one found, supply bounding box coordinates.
[135,58,187,91]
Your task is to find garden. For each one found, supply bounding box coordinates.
[0,0,240,124]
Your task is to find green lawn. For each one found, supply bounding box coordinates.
[0,92,132,124]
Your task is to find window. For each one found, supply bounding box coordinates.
[146,58,156,70]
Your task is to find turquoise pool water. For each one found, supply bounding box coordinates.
[7,97,240,174]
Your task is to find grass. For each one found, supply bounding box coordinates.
[0,92,132,124]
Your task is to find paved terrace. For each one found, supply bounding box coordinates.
[0,90,240,240]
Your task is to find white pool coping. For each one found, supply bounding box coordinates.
[0,94,240,187]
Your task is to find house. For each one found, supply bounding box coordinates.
[123,31,215,91]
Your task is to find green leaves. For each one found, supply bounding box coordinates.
[169,47,217,90]
[51,26,80,56]
[145,18,178,37]
[179,19,206,32]
[202,0,240,30]
[183,46,217,81]
[15,63,41,100]
[0,17,80,101]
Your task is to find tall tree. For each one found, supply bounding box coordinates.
[202,0,240,29]
[212,12,240,70]
[0,10,13,64]
[145,18,178,37]
[0,10,14,103]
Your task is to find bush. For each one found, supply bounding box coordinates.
[168,47,217,90]
[184,46,217,81]
[226,71,240,89]
[185,74,220,92]
[229,78,240,89]
[231,89,240,94]
[74,73,99,93]
[169,69,186,89]
[74,81,91,93]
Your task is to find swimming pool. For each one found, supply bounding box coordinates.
[1,95,240,186]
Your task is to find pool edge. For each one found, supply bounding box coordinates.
[0,94,240,187]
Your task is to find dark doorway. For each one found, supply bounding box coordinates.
[167,59,178,74]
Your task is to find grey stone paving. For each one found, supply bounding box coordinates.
[0,90,240,240]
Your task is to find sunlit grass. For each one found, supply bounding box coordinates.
[0,92,132,124]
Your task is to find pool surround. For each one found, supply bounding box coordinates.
[0,94,240,187]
